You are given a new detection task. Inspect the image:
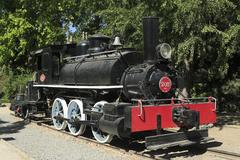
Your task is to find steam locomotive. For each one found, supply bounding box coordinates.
[11,17,216,150]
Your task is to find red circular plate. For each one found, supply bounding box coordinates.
[159,76,172,93]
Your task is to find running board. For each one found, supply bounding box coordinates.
[145,129,213,150]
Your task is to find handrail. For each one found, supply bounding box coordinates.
[132,97,217,116]
[131,97,217,105]
[63,50,117,60]
[137,99,143,117]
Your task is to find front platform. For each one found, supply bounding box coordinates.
[131,97,216,132]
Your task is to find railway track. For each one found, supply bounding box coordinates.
[10,114,240,160]
[207,148,240,160]
[10,114,164,160]
[32,120,165,160]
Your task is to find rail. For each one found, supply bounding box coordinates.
[132,97,216,106]
[207,148,240,159]
[10,114,165,160]
[132,97,217,117]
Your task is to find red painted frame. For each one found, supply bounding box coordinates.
[131,98,216,132]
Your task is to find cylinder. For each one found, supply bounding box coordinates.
[99,116,130,138]
[143,17,159,62]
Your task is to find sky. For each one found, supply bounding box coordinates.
[69,24,77,33]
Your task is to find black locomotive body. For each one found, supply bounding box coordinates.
[12,17,216,150]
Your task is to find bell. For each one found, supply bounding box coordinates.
[112,36,122,46]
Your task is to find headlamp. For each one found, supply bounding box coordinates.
[156,43,172,59]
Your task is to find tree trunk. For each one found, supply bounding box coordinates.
[178,59,193,98]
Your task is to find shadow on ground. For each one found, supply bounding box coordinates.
[142,141,222,159]
[0,119,30,135]
[110,136,223,159]
[216,112,240,129]
[0,119,9,124]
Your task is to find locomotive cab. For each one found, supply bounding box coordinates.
[32,44,73,84]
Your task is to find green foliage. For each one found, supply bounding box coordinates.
[221,79,240,112]
[72,0,240,111]
[97,3,146,49]
[0,13,33,68]
[0,69,32,102]
[0,0,77,68]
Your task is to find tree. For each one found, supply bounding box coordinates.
[78,0,240,110]
[0,0,82,99]
[0,0,81,69]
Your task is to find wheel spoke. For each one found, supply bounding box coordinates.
[67,100,86,136]
[52,98,67,130]
[91,101,113,143]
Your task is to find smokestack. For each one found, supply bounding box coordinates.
[143,17,159,62]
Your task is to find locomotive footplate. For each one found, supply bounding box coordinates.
[145,129,213,150]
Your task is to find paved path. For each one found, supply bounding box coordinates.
[208,126,240,154]
[0,139,33,160]
[0,106,145,160]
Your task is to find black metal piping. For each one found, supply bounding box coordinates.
[143,17,159,62]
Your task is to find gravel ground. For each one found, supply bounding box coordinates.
[1,105,240,160]
[0,106,147,160]
[208,126,240,154]
[0,139,33,160]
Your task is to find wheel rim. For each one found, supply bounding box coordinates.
[67,100,86,136]
[91,101,113,143]
[22,107,29,119]
[52,98,67,130]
